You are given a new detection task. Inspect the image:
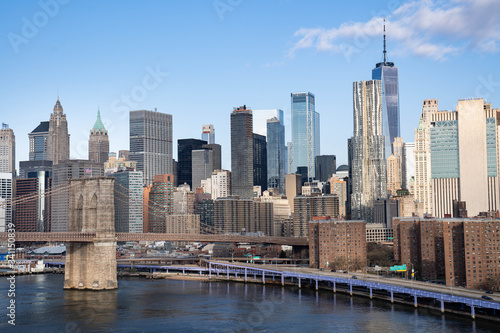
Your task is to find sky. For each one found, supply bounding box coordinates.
[1,0,500,172]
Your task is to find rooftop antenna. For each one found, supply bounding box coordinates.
[383,18,387,64]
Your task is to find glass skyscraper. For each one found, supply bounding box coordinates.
[29,121,49,161]
[291,92,320,179]
[267,117,285,193]
[372,59,399,159]
[230,105,253,199]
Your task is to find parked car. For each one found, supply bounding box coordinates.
[485,290,494,294]
[319,268,324,271]
[481,295,493,300]
[331,269,335,272]
[343,271,348,274]
[352,276,358,279]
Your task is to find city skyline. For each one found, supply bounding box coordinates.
[2,1,500,171]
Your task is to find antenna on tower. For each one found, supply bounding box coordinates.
[383,18,387,64]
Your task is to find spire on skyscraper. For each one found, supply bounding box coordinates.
[383,17,387,64]
[92,107,107,133]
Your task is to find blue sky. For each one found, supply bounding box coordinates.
[1,0,500,171]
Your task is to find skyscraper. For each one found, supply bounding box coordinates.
[201,124,215,144]
[113,170,143,233]
[177,138,207,187]
[253,133,267,192]
[148,174,174,233]
[350,80,387,222]
[0,124,15,174]
[192,149,213,190]
[414,99,437,216]
[267,117,286,193]
[230,105,253,199]
[28,121,49,161]
[372,21,399,159]
[130,110,173,186]
[315,155,336,182]
[291,92,320,179]
[47,99,70,165]
[0,173,13,232]
[430,98,500,217]
[89,108,109,165]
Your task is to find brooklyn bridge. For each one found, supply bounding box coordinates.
[0,177,308,290]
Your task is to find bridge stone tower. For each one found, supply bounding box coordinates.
[64,177,117,290]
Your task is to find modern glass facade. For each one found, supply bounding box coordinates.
[486,117,497,177]
[315,155,336,182]
[430,120,459,179]
[252,109,284,137]
[372,65,399,159]
[266,117,285,193]
[291,92,320,179]
[201,124,215,144]
[253,133,267,192]
[130,110,173,186]
[113,171,144,233]
[177,139,207,188]
[29,121,49,161]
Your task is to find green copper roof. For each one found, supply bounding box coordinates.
[92,108,107,133]
[416,114,426,131]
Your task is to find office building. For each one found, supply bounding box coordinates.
[211,169,230,200]
[178,138,207,188]
[28,121,49,161]
[201,124,215,144]
[19,160,52,179]
[309,219,366,270]
[148,174,174,233]
[173,184,195,215]
[192,149,213,190]
[315,155,336,182]
[291,92,320,180]
[372,23,400,158]
[166,214,200,234]
[130,110,173,186]
[403,142,415,191]
[252,109,284,137]
[373,198,399,229]
[0,173,13,232]
[293,195,339,237]
[88,109,109,165]
[113,170,143,233]
[387,154,401,195]
[231,105,253,198]
[431,98,500,217]
[266,117,286,194]
[50,160,104,232]
[14,171,51,232]
[196,199,214,234]
[0,124,15,174]
[47,99,70,165]
[253,133,267,192]
[350,80,387,222]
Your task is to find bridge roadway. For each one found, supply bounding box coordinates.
[0,232,308,246]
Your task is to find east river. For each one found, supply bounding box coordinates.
[0,274,499,332]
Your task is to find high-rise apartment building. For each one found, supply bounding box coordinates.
[211,169,230,200]
[148,174,174,233]
[253,133,267,192]
[293,195,339,237]
[231,105,253,199]
[89,109,109,165]
[130,110,173,186]
[430,98,500,217]
[177,138,207,188]
[285,173,301,213]
[387,154,401,195]
[201,124,215,144]
[403,142,415,192]
[414,99,437,216]
[0,124,15,174]
[50,160,104,232]
[309,219,366,270]
[214,197,273,235]
[47,99,70,165]
[291,92,320,180]
[0,173,13,232]
[350,80,387,222]
[28,121,49,161]
[266,117,286,194]
[372,23,399,159]
[315,155,336,182]
[113,170,143,233]
[329,176,347,217]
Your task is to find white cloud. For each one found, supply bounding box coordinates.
[289,0,500,61]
